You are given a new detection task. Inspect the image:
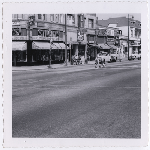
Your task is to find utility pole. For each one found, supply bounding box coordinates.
[65,14,67,66]
[49,38,52,68]
[128,14,130,60]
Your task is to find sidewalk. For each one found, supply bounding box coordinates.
[12,63,86,71]
[12,57,129,71]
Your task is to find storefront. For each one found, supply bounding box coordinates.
[87,44,99,61]
[12,41,27,66]
[32,41,69,65]
[97,43,111,53]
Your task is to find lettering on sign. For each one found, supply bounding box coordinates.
[107,38,114,42]
[12,36,27,40]
[77,30,84,41]
[31,36,59,41]
[89,41,94,44]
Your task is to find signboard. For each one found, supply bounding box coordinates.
[12,22,20,26]
[12,36,27,40]
[32,36,59,41]
[77,30,84,41]
[88,41,94,44]
[107,37,115,42]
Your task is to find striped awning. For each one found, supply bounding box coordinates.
[32,42,69,50]
[98,44,111,49]
[12,41,27,51]
[57,43,69,49]
[32,42,50,49]
[108,44,118,49]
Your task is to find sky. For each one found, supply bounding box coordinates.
[96,13,141,21]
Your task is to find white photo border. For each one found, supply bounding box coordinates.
[2,1,149,147]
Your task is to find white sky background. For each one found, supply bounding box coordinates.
[97,13,141,21]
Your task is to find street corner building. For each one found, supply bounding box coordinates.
[12,14,141,66]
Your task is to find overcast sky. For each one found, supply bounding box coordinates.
[96,13,141,21]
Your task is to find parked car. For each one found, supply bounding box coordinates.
[110,51,119,62]
[131,51,141,60]
[97,52,112,63]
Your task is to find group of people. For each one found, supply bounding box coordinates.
[95,56,106,68]
[72,55,82,65]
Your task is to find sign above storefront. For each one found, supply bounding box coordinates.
[107,37,115,42]
[12,36,27,40]
[88,41,94,44]
[32,36,59,41]
[77,30,84,41]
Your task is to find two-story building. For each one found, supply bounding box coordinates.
[12,14,97,66]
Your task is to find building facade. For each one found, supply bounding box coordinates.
[12,14,97,66]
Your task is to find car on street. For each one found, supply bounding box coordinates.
[131,51,141,60]
[97,52,112,63]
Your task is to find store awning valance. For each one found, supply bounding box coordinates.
[58,43,69,49]
[98,44,111,49]
[12,41,27,51]
[32,42,70,50]
[108,45,118,49]
[32,42,50,49]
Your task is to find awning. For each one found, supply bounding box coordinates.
[58,43,69,49]
[98,44,111,49]
[32,42,69,50]
[12,41,27,51]
[88,44,99,48]
[108,44,118,49]
[32,41,50,49]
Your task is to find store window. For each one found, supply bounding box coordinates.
[32,28,38,36]
[60,14,63,23]
[88,19,93,28]
[88,35,94,41]
[131,30,133,37]
[59,31,63,38]
[12,28,21,36]
[50,14,54,22]
[55,14,59,23]
[21,28,27,36]
[12,14,23,19]
[43,14,46,20]
[38,14,42,19]
[67,14,75,25]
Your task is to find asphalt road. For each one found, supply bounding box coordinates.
[12,60,141,138]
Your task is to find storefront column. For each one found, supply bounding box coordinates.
[84,44,87,64]
[75,44,78,56]
[95,47,97,57]
[13,52,17,66]
[27,40,33,66]
[129,47,132,56]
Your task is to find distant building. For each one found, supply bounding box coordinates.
[98,17,141,56]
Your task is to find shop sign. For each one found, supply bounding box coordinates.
[12,36,27,40]
[88,41,94,44]
[77,30,84,41]
[12,21,20,26]
[32,36,59,41]
[107,37,114,42]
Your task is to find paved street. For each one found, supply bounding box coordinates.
[12,60,141,138]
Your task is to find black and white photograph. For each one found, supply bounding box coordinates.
[12,13,142,138]
[2,1,149,148]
